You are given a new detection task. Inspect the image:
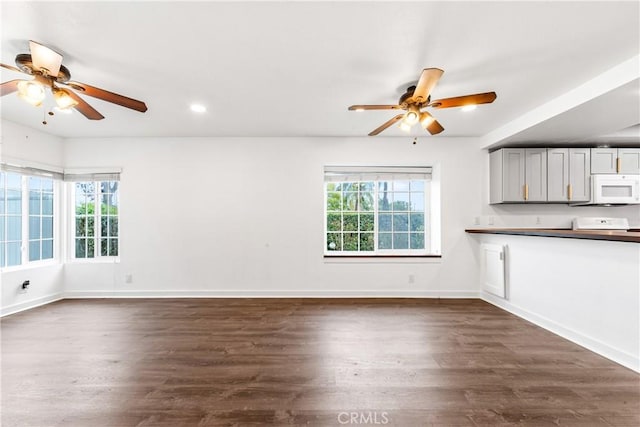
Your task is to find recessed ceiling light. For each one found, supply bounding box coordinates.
[190,104,207,113]
[461,105,477,112]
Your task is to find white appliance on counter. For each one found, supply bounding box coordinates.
[572,217,630,231]
[574,174,640,205]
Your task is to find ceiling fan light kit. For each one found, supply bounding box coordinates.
[1,40,148,124]
[348,67,497,136]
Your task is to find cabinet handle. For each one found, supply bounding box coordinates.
[616,157,621,173]
[567,184,572,201]
[524,184,529,201]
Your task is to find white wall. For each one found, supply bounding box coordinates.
[0,120,65,314]
[471,233,640,372]
[62,136,485,297]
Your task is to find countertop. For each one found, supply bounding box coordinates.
[465,228,640,243]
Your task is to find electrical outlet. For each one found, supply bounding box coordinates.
[125,274,133,284]
[535,216,541,225]
[408,274,415,284]
[474,216,480,225]
[488,216,494,225]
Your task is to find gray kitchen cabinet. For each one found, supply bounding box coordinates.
[547,148,590,202]
[591,148,640,174]
[490,148,546,203]
[619,148,640,174]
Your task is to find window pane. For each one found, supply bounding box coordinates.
[359,192,374,211]
[42,217,53,239]
[326,233,341,251]
[0,217,4,241]
[393,233,409,249]
[87,217,95,237]
[359,182,374,192]
[342,213,358,231]
[101,238,108,256]
[29,191,41,214]
[378,214,392,232]
[392,193,410,211]
[101,217,108,237]
[410,180,424,192]
[378,233,392,249]
[410,233,425,249]
[327,213,341,232]
[7,190,21,214]
[75,238,86,258]
[410,193,424,211]
[393,213,409,232]
[343,192,358,211]
[7,242,21,266]
[87,238,95,258]
[410,213,425,232]
[359,214,374,232]
[7,216,21,240]
[7,173,21,189]
[76,217,86,237]
[393,180,410,191]
[343,232,358,251]
[29,240,41,261]
[42,239,53,259]
[42,193,54,215]
[109,217,118,238]
[341,182,357,192]
[326,192,341,211]
[29,177,41,191]
[42,178,54,192]
[29,216,41,239]
[108,239,118,256]
[0,244,4,268]
[360,233,374,251]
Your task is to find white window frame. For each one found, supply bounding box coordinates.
[0,172,61,271]
[323,165,441,257]
[68,180,120,262]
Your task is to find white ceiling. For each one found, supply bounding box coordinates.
[1,1,639,142]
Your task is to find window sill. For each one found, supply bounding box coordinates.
[66,257,120,264]
[324,255,442,264]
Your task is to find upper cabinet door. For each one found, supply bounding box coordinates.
[591,148,618,174]
[568,148,591,202]
[547,148,569,202]
[525,148,547,202]
[502,148,526,202]
[618,148,640,174]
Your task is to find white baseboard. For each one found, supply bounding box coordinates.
[64,289,481,299]
[1,293,64,317]
[481,292,640,373]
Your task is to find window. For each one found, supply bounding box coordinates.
[1,170,57,268]
[324,166,439,256]
[0,172,23,267]
[74,181,119,258]
[28,177,54,261]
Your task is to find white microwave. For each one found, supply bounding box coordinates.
[589,174,640,205]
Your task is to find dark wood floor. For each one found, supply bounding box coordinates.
[1,299,638,426]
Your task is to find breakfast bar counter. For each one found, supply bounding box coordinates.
[465,228,640,243]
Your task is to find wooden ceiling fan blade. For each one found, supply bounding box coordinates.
[368,114,404,136]
[426,119,444,135]
[1,79,22,96]
[349,105,402,111]
[1,63,24,74]
[429,92,497,109]
[65,89,105,120]
[412,68,444,103]
[29,40,63,77]
[66,81,147,112]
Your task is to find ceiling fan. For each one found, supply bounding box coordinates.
[0,40,147,121]
[348,68,496,136]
